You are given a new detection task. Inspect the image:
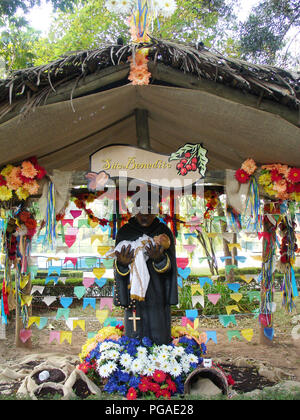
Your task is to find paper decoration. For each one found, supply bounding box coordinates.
[63,257,78,267]
[42,296,56,306]
[85,257,98,267]
[95,278,107,288]
[83,298,96,310]
[247,291,260,302]
[181,317,194,328]
[60,297,73,308]
[31,285,44,295]
[177,267,191,279]
[235,256,247,263]
[19,329,32,343]
[192,295,204,308]
[205,331,217,344]
[73,320,85,331]
[37,318,48,330]
[70,210,82,219]
[27,317,40,328]
[20,275,29,289]
[207,294,221,305]
[190,284,203,296]
[185,309,198,320]
[45,276,59,285]
[78,219,90,229]
[251,255,263,262]
[56,308,70,320]
[97,246,112,256]
[83,277,95,288]
[227,243,241,252]
[60,331,72,344]
[93,267,106,279]
[225,264,237,274]
[176,258,189,269]
[241,328,254,342]
[227,330,241,341]
[99,297,113,311]
[65,235,77,248]
[21,295,33,306]
[220,256,232,262]
[264,327,274,341]
[183,244,196,253]
[226,305,240,315]
[206,233,218,239]
[199,277,213,288]
[28,265,38,279]
[266,302,276,313]
[91,234,103,245]
[104,317,119,327]
[219,315,237,327]
[226,283,241,293]
[88,332,97,339]
[59,277,67,284]
[62,219,73,226]
[230,293,243,303]
[102,259,114,269]
[184,233,197,239]
[240,274,255,284]
[96,309,109,324]
[177,277,183,288]
[259,314,271,327]
[49,331,60,344]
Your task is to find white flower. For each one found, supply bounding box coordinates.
[158,0,177,17]
[98,363,113,378]
[145,364,155,376]
[131,358,144,374]
[106,0,134,15]
[100,341,120,351]
[120,353,133,368]
[137,346,147,357]
[160,360,171,372]
[187,354,198,364]
[168,361,182,377]
[172,346,185,357]
[157,350,169,363]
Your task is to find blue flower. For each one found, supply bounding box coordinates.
[117,384,128,396]
[117,370,131,383]
[142,336,152,347]
[119,336,130,346]
[129,375,140,388]
[126,344,137,356]
[201,343,207,354]
[185,345,194,354]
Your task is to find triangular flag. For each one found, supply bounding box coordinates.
[56,308,70,320]
[99,297,113,311]
[74,286,86,299]
[185,309,198,320]
[241,328,254,342]
[230,293,243,303]
[219,315,237,327]
[93,267,106,279]
[65,235,77,248]
[95,278,107,288]
[226,283,241,293]
[63,257,78,267]
[83,298,96,310]
[183,244,196,253]
[176,258,189,269]
[31,285,44,295]
[190,284,203,296]
[48,266,62,276]
[21,295,33,306]
[192,295,205,308]
[27,316,40,328]
[60,331,72,344]
[49,331,60,344]
[78,219,90,229]
[60,297,73,308]
[42,296,56,306]
[20,275,29,289]
[45,276,59,285]
[207,294,221,305]
[97,246,112,256]
[19,329,32,343]
[205,331,217,344]
[199,277,213,288]
[73,320,85,331]
[264,327,274,341]
[37,317,48,330]
[85,257,98,267]
[61,219,73,227]
[70,210,82,219]
[102,259,114,269]
[178,267,191,279]
[240,274,255,284]
[83,277,95,288]
[96,309,109,324]
[91,234,103,245]
[227,330,241,342]
[177,277,183,288]
[226,305,240,315]
[228,243,242,252]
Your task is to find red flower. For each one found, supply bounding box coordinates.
[152,370,166,383]
[19,211,30,222]
[149,382,160,393]
[35,164,47,180]
[138,381,149,393]
[160,389,171,399]
[271,169,283,183]
[235,169,250,184]
[25,218,37,230]
[126,387,137,400]
[115,324,124,331]
[226,375,235,386]
[166,378,177,393]
[0,175,6,186]
[288,168,300,183]
[294,183,300,193]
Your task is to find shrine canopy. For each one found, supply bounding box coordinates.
[0,39,299,173]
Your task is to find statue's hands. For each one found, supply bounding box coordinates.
[115,245,134,267]
[146,242,165,263]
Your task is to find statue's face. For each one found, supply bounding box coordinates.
[135,212,157,227]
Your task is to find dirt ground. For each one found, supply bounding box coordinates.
[1,307,300,389]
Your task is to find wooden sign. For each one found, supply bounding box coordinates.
[88,143,208,190]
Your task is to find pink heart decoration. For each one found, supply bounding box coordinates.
[183,244,197,253]
[65,235,77,248]
[70,210,82,219]
[83,278,95,288]
[207,294,221,305]
[19,329,32,343]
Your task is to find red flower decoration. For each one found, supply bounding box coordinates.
[288,168,300,183]
[0,175,6,186]
[271,169,283,183]
[126,387,137,400]
[152,370,166,383]
[235,169,250,184]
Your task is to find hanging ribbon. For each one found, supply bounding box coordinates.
[45,181,56,248]
[243,175,261,231]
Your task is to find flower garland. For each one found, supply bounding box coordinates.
[235,159,300,202]
[0,157,46,203]
[78,325,207,400]
[128,49,151,86]
[204,190,220,220]
[72,192,110,227]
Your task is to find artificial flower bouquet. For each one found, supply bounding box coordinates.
[235,158,300,202]
[78,325,207,400]
[0,157,46,204]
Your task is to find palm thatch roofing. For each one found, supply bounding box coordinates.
[0,38,299,172]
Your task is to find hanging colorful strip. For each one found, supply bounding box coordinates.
[242,175,261,232]
[45,181,56,248]
[278,216,298,312]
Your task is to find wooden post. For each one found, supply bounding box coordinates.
[135,108,150,150]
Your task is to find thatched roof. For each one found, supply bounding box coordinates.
[0,38,299,122]
[0,38,299,172]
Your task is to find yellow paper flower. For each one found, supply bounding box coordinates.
[0,185,13,201]
[258,172,272,186]
[1,165,14,178]
[291,192,300,202]
[16,187,30,201]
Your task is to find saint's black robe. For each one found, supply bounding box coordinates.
[113,217,178,345]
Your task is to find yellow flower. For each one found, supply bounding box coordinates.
[0,185,12,201]
[16,187,30,201]
[290,192,300,202]
[263,184,277,197]
[1,165,14,178]
[78,326,123,361]
[258,172,272,186]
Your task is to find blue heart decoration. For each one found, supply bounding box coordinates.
[177,277,183,288]
[95,278,107,288]
[178,267,191,279]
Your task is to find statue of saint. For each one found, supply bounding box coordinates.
[113,205,178,345]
